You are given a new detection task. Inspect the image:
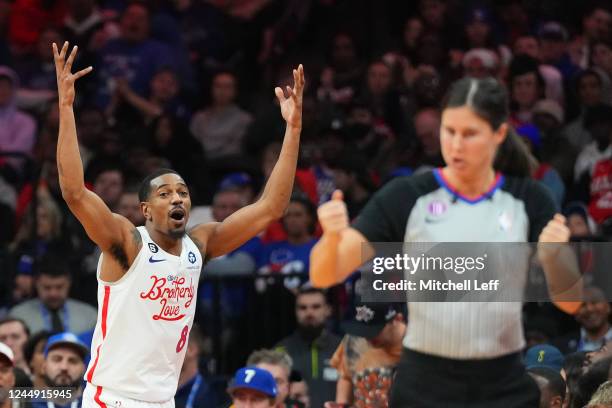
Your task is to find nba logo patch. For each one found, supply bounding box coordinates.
[148,243,159,253]
[427,200,447,216]
[188,251,197,264]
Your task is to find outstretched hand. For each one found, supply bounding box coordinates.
[53,42,93,107]
[275,64,305,128]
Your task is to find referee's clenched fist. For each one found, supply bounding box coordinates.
[318,190,350,234]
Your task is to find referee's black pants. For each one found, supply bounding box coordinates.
[389,348,540,408]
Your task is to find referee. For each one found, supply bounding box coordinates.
[310,78,582,407]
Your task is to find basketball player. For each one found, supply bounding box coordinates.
[310,77,582,406]
[52,42,304,408]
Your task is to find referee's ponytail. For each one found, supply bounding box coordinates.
[445,78,534,178]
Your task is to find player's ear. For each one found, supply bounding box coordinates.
[141,201,151,222]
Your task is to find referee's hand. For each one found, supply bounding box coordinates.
[318,190,349,234]
[537,213,571,262]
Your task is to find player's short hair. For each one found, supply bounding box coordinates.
[138,168,181,202]
[247,349,293,375]
[0,317,30,337]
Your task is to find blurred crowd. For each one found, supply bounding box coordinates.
[1,0,612,407]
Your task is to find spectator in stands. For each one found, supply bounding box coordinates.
[8,0,66,53]
[288,371,310,408]
[329,303,406,408]
[190,71,252,161]
[75,106,106,169]
[9,254,97,335]
[95,2,176,108]
[228,366,278,408]
[413,108,443,171]
[89,162,125,212]
[37,332,87,406]
[149,114,210,204]
[116,185,144,226]
[462,48,500,79]
[554,287,612,354]
[587,380,612,407]
[329,154,373,220]
[571,357,612,408]
[565,71,606,150]
[527,366,566,408]
[247,349,303,408]
[573,104,612,186]
[571,6,612,69]
[0,342,15,408]
[22,330,50,389]
[0,318,29,375]
[563,202,596,239]
[508,55,546,126]
[591,40,612,106]
[276,288,340,408]
[0,66,37,179]
[461,7,511,66]
[525,344,565,373]
[259,196,318,277]
[537,22,578,82]
[175,324,222,408]
[62,0,117,57]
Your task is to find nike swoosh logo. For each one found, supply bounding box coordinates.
[149,256,166,263]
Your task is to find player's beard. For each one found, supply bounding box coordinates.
[297,323,325,342]
[44,373,81,389]
[169,227,186,240]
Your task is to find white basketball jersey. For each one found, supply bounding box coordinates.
[84,226,203,402]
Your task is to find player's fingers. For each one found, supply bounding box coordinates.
[332,189,344,201]
[64,45,78,74]
[274,87,285,103]
[553,213,567,224]
[73,66,93,80]
[59,41,68,60]
[293,68,298,88]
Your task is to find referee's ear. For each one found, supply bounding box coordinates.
[332,190,344,201]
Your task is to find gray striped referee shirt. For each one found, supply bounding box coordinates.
[353,169,556,359]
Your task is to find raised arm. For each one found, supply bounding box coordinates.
[190,65,305,259]
[310,191,375,288]
[54,42,135,257]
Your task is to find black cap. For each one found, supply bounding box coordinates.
[341,303,398,339]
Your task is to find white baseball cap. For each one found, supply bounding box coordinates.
[0,342,14,366]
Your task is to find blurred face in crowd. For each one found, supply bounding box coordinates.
[440,106,507,181]
[0,77,14,106]
[256,363,288,405]
[332,33,356,69]
[403,17,423,49]
[586,339,612,368]
[567,213,590,238]
[332,168,353,193]
[212,190,245,222]
[151,71,179,103]
[154,116,174,147]
[296,292,330,331]
[367,62,392,96]
[44,347,85,388]
[578,73,603,107]
[464,57,493,79]
[283,201,313,239]
[415,108,441,156]
[118,192,145,226]
[289,380,310,408]
[30,337,48,380]
[0,356,15,404]
[77,109,105,148]
[0,322,27,366]
[512,72,540,109]
[420,0,445,28]
[528,373,563,408]
[540,39,566,64]
[94,170,124,210]
[583,8,611,41]
[38,28,63,61]
[67,0,96,21]
[534,113,561,134]
[142,173,191,239]
[36,202,60,240]
[593,43,612,73]
[36,274,71,310]
[121,4,150,43]
[576,287,610,334]
[514,36,540,60]
[466,20,490,47]
[232,389,274,408]
[212,73,237,107]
